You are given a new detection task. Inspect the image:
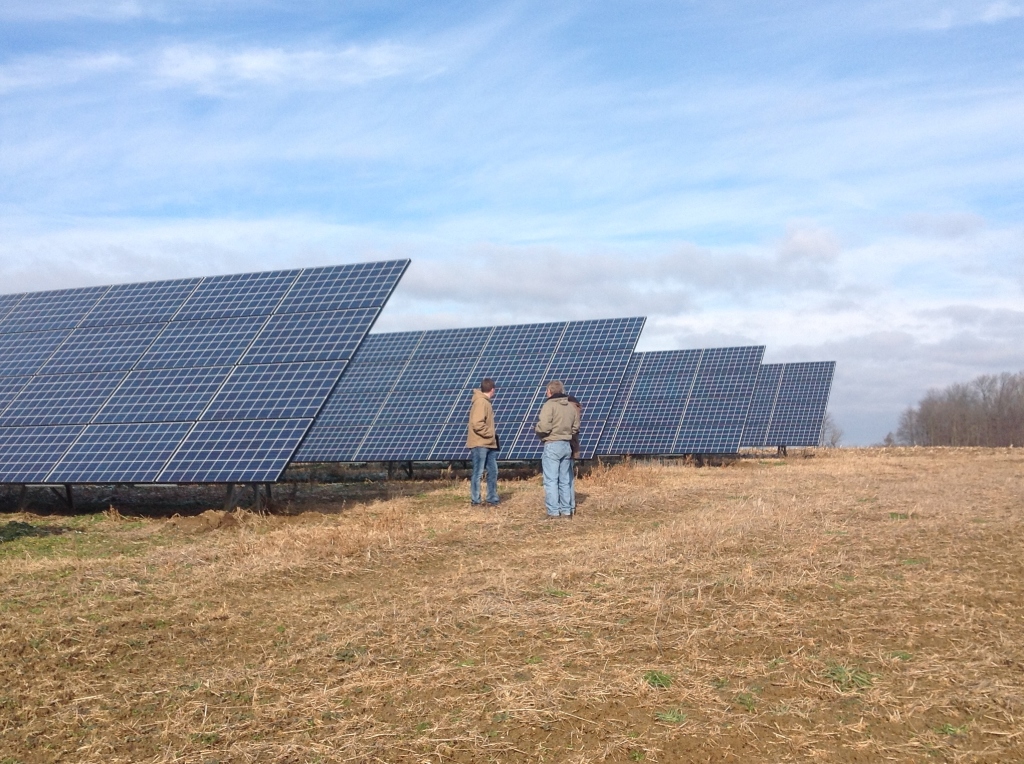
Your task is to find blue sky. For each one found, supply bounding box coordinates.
[1,0,1022,444]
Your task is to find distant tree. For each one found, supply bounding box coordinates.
[896,371,1024,446]
[819,412,843,448]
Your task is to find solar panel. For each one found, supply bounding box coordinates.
[0,260,408,485]
[740,362,835,447]
[135,316,266,370]
[93,366,233,424]
[0,286,109,334]
[200,361,347,421]
[48,422,194,483]
[0,372,128,426]
[39,323,166,375]
[599,346,765,455]
[0,426,85,483]
[294,317,645,463]
[80,278,201,328]
[0,329,73,377]
[174,269,301,322]
[0,376,32,414]
[158,418,314,483]
[241,308,376,364]
[0,293,25,324]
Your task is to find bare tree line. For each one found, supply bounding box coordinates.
[895,371,1024,446]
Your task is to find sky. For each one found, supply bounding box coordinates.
[1,0,1022,445]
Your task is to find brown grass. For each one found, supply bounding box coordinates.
[2,447,1024,763]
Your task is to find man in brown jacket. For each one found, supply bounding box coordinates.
[534,380,580,518]
[466,377,500,506]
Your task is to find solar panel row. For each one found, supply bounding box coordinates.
[0,260,408,484]
[294,317,646,463]
[739,362,836,448]
[1,262,836,482]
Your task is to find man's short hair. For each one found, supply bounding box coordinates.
[481,378,495,393]
[546,380,564,395]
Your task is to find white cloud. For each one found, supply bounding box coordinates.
[0,0,151,21]
[914,0,1024,28]
[0,39,449,98]
[0,52,132,94]
[981,1,1024,20]
[153,42,445,94]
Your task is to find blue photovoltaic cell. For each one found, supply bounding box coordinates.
[93,366,232,424]
[296,317,645,463]
[740,362,835,448]
[158,418,314,483]
[599,346,764,455]
[80,278,201,328]
[0,372,127,427]
[241,308,376,365]
[174,269,301,322]
[0,260,409,484]
[0,286,109,334]
[48,422,194,483]
[200,361,347,421]
[0,425,84,482]
[0,329,72,378]
[39,322,165,375]
[135,315,266,370]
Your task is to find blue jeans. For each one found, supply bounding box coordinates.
[470,447,499,504]
[541,440,573,516]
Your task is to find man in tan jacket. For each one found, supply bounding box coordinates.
[466,378,500,506]
[534,380,580,518]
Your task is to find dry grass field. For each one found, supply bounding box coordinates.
[2,448,1023,763]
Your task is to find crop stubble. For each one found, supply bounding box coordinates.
[1,447,1023,763]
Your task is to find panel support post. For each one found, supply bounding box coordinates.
[264,483,273,511]
[387,462,396,480]
[405,461,414,479]
[777,444,788,458]
[65,484,74,512]
[252,483,262,513]
[223,483,236,512]
[17,485,29,512]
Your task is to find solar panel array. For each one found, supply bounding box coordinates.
[0,260,408,484]
[294,317,645,463]
[598,346,765,455]
[740,362,836,448]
